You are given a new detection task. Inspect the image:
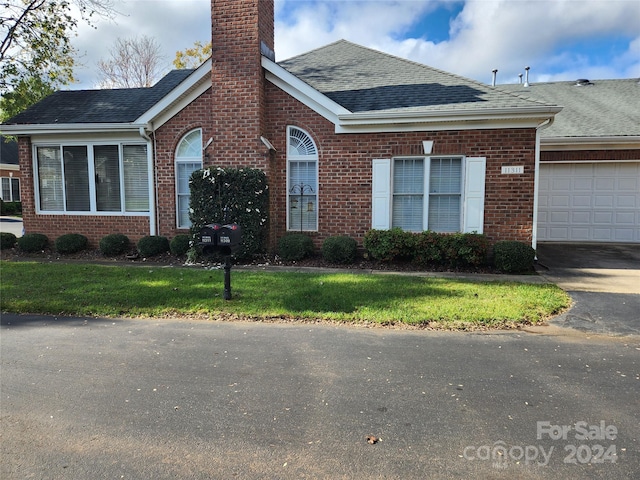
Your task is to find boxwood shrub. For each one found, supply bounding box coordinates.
[363,228,415,262]
[99,233,130,256]
[0,232,17,250]
[322,235,358,264]
[170,234,191,256]
[54,233,88,254]
[493,241,535,273]
[278,234,314,261]
[17,233,48,252]
[137,235,170,258]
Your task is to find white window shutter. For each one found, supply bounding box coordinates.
[463,157,486,233]
[371,158,391,229]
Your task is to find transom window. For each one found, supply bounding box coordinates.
[175,129,203,228]
[287,126,318,231]
[35,144,149,213]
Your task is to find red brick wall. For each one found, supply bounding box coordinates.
[264,84,538,247]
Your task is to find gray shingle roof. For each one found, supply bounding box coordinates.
[498,79,640,138]
[278,40,555,114]
[3,70,195,125]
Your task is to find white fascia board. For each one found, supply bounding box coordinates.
[541,136,640,151]
[335,111,562,134]
[136,59,213,129]
[262,56,349,124]
[0,123,148,136]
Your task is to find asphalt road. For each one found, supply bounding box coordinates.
[1,314,638,479]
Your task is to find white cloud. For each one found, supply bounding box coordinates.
[68,0,639,89]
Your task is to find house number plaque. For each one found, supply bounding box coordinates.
[501,166,524,174]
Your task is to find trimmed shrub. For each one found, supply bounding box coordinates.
[137,235,170,258]
[363,228,415,262]
[0,201,21,216]
[54,233,88,254]
[278,234,314,261]
[170,234,191,256]
[322,235,358,264]
[189,166,269,260]
[99,233,130,256]
[493,241,535,273]
[0,232,17,250]
[17,233,48,252]
[440,233,489,267]
[414,230,444,265]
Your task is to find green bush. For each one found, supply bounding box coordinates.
[99,233,130,256]
[17,233,48,252]
[54,233,88,254]
[493,241,535,273]
[137,235,170,258]
[363,228,415,262]
[189,166,269,259]
[170,234,191,256]
[0,232,17,250]
[278,234,314,261]
[0,200,21,216]
[440,233,489,267]
[413,230,444,265]
[322,235,358,264]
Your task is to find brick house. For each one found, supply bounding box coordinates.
[2,0,569,251]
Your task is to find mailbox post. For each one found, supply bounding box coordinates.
[197,223,242,300]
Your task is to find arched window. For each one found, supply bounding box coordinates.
[287,126,318,231]
[175,129,203,228]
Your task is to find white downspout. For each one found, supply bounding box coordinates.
[532,117,554,254]
[139,126,157,236]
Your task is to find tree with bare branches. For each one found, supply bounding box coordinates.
[96,36,165,89]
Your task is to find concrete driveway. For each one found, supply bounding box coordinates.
[536,243,640,336]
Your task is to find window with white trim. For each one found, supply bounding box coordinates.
[1,177,20,202]
[287,126,318,231]
[35,143,149,213]
[175,129,203,228]
[385,156,480,233]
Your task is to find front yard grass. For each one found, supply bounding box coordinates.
[0,261,570,329]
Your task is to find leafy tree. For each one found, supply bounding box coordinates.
[173,41,211,69]
[0,75,55,122]
[97,35,165,88]
[0,0,115,94]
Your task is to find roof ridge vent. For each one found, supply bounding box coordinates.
[575,79,593,86]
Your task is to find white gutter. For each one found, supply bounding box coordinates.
[139,126,157,237]
[532,117,555,253]
[0,123,149,136]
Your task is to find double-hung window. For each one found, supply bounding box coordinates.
[375,155,485,233]
[35,143,149,213]
[1,177,20,202]
[287,126,318,231]
[175,129,203,228]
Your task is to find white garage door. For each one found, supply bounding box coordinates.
[538,162,640,243]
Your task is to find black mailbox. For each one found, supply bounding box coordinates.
[198,223,222,255]
[217,223,242,255]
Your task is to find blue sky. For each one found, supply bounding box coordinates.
[71,0,640,89]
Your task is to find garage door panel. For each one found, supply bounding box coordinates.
[538,162,640,243]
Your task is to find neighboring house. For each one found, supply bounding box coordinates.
[1,0,566,251]
[0,136,20,202]
[499,79,640,243]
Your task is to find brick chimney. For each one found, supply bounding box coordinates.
[210,0,274,170]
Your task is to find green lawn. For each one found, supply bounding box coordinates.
[0,261,570,329]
